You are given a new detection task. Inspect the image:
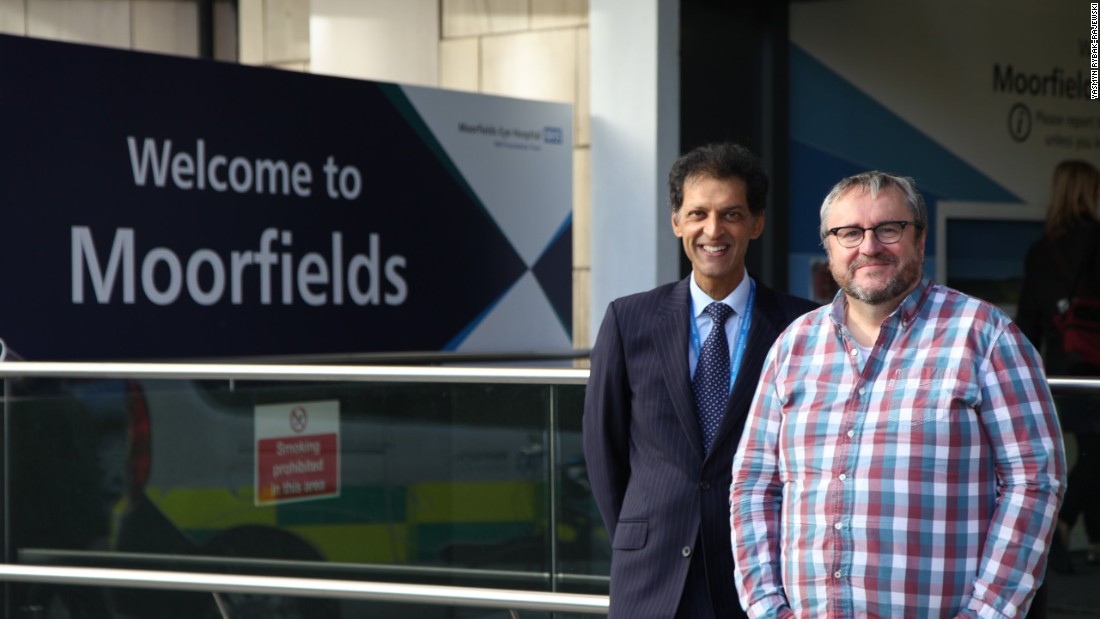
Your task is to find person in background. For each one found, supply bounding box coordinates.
[1017,159,1100,572]
[583,142,817,618]
[731,171,1065,618]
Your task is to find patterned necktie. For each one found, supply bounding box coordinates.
[693,302,734,452]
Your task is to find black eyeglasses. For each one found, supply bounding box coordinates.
[826,221,914,248]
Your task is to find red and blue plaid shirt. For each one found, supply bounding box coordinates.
[731,277,1066,619]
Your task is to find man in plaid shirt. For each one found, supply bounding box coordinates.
[730,171,1066,619]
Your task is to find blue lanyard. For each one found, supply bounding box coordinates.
[690,279,756,395]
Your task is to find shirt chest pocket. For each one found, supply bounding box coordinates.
[883,367,964,426]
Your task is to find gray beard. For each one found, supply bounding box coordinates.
[844,276,909,305]
[838,256,922,306]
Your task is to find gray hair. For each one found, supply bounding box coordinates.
[818,171,927,241]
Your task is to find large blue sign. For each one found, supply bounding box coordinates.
[0,35,573,360]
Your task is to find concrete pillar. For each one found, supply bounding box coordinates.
[588,0,679,344]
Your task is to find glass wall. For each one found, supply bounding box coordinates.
[3,367,1094,619]
[1,365,602,619]
[1044,379,1100,619]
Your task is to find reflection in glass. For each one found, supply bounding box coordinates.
[3,373,607,618]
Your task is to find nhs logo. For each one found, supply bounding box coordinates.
[543,126,564,144]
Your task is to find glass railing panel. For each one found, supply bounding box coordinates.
[2,370,586,618]
[552,383,608,594]
[5,367,1096,618]
[1044,382,1100,619]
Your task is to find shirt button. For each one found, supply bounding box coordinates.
[858,387,866,395]
[834,571,843,579]
[846,430,855,438]
[682,546,692,558]
[834,522,843,530]
[699,481,711,490]
[849,348,858,356]
[838,473,847,481]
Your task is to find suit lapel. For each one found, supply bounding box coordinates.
[653,278,705,460]
[708,282,784,458]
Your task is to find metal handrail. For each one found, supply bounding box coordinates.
[19,547,612,590]
[1047,377,1100,393]
[19,548,556,584]
[0,361,589,384]
[0,564,610,614]
[0,363,1095,393]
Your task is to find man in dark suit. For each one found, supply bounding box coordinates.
[583,142,817,619]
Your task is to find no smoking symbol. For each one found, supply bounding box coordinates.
[289,406,308,433]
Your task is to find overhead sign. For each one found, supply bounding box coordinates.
[787,2,1097,302]
[0,34,573,359]
[255,400,340,506]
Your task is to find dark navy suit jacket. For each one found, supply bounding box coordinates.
[583,276,817,618]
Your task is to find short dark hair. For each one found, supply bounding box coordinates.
[668,142,769,215]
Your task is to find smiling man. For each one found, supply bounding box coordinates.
[730,171,1066,619]
[583,142,817,619]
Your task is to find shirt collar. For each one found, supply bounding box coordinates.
[690,269,752,317]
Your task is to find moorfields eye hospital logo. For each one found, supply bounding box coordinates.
[457,121,564,151]
[1092,3,1098,99]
